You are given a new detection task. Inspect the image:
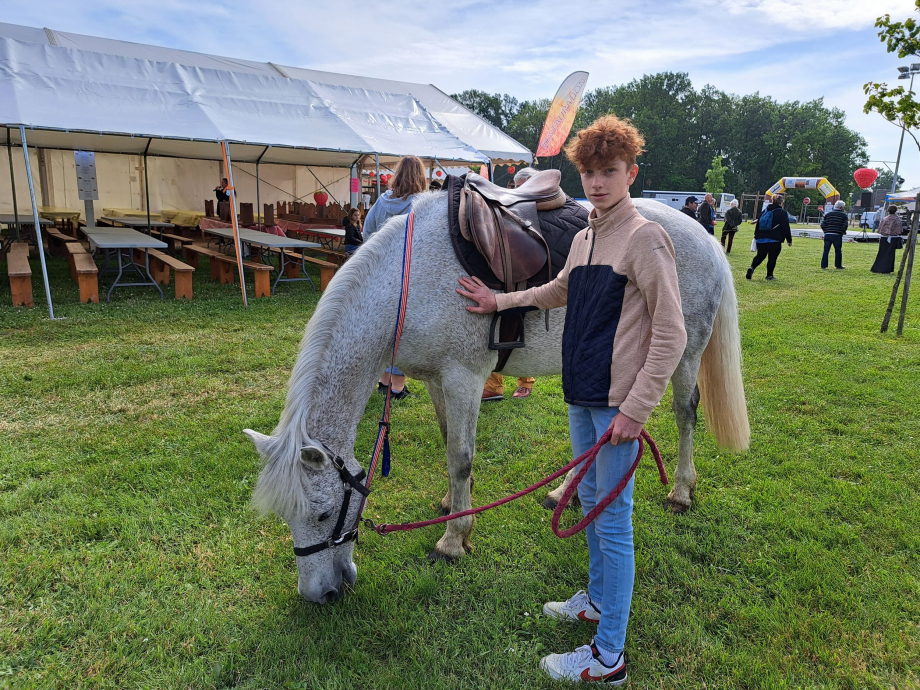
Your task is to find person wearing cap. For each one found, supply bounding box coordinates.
[680,196,699,219]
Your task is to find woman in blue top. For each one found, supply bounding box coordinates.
[364,155,428,398]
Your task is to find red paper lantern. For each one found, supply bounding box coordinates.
[370,171,376,178]
[508,166,516,175]
[853,168,878,189]
[435,170,443,177]
[313,191,328,206]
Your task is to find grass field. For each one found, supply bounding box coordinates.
[1,229,919,689]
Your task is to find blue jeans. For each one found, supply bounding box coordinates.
[385,366,404,376]
[345,243,360,255]
[569,404,638,656]
[822,234,843,269]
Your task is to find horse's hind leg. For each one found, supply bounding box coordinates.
[425,380,454,515]
[544,466,577,511]
[429,371,481,561]
[667,353,702,513]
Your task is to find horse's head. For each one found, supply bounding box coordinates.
[244,429,360,604]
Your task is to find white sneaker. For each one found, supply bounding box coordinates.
[542,590,601,623]
[540,641,627,684]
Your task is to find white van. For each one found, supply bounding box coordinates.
[640,190,736,218]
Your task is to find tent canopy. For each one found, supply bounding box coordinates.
[0,23,533,167]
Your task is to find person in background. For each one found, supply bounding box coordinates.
[429,179,443,191]
[459,116,686,685]
[747,194,792,281]
[699,193,716,235]
[363,155,428,399]
[680,196,699,220]
[721,199,742,253]
[214,178,230,206]
[871,205,904,274]
[820,200,849,270]
[343,208,363,255]
[481,166,589,402]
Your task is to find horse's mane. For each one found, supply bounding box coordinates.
[252,193,443,517]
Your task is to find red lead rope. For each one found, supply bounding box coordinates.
[371,428,668,538]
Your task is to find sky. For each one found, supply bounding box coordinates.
[4,0,919,189]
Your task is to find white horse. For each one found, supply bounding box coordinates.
[245,192,749,603]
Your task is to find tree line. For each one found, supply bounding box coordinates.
[453,72,871,206]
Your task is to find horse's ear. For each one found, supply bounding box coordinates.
[300,445,330,470]
[243,429,272,456]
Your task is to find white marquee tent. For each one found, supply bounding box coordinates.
[0,23,533,314]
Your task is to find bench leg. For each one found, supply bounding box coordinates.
[319,266,335,291]
[150,256,169,285]
[183,247,200,269]
[219,261,234,285]
[174,271,193,300]
[10,275,33,307]
[209,258,221,282]
[77,273,99,304]
[284,261,300,278]
[253,271,271,298]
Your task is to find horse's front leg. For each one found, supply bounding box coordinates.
[429,373,482,561]
[424,380,454,515]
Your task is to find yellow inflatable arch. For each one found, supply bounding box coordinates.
[766,177,840,204]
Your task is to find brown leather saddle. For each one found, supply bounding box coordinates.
[456,170,566,368]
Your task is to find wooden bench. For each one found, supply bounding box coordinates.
[183,245,272,298]
[65,241,88,282]
[7,243,33,307]
[278,249,338,290]
[45,227,80,255]
[305,247,348,268]
[72,252,100,303]
[148,249,195,300]
[158,232,195,255]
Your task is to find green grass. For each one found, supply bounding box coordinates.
[1,236,919,689]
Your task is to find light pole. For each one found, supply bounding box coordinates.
[891,64,920,200]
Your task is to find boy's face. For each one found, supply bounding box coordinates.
[580,158,638,214]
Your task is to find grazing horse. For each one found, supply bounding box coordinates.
[245,192,749,603]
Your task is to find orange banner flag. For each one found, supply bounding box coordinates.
[535,71,589,158]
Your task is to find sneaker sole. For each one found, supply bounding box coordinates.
[539,658,626,685]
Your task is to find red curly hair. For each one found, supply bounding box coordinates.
[564,115,646,170]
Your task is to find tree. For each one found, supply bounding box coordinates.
[864,0,920,155]
[704,155,726,194]
[450,90,520,129]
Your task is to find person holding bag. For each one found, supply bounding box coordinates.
[746,194,792,281]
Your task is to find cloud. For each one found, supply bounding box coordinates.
[2,0,918,184]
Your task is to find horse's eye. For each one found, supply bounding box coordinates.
[318,511,332,522]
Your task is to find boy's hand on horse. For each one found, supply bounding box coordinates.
[608,412,644,446]
[456,276,498,314]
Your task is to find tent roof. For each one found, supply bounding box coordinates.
[0,23,532,166]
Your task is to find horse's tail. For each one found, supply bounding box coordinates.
[697,261,750,451]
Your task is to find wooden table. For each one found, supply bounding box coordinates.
[82,227,168,301]
[99,216,176,232]
[202,226,322,293]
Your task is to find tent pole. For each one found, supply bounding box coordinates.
[143,138,152,231]
[220,141,248,306]
[375,154,381,198]
[256,146,268,232]
[19,126,55,319]
[7,128,20,239]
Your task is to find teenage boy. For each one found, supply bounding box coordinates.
[457,115,687,684]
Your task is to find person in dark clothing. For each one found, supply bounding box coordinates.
[721,200,743,253]
[746,195,792,281]
[698,194,716,235]
[680,196,699,220]
[343,208,364,255]
[871,205,904,274]
[820,200,849,270]
[214,178,230,206]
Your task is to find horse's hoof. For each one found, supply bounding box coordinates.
[542,496,558,511]
[427,548,460,563]
[666,497,691,514]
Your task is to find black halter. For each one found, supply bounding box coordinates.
[292,447,370,558]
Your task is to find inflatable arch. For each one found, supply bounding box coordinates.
[766,177,840,204]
